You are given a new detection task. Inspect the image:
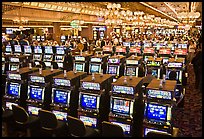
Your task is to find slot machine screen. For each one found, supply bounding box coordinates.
[29,86,44,102]
[90,64,100,73]
[162,57,169,64]
[178,44,187,49]
[147,89,172,100]
[45,46,53,54]
[6,102,18,110]
[41,36,45,41]
[56,47,65,55]
[5,45,12,53]
[14,45,22,53]
[75,63,83,72]
[144,56,151,62]
[37,36,41,41]
[44,55,52,60]
[80,93,99,110]
[24,45,32,54]
[151,69,158,78]
[52,110,67,121]
[126,67,136,76]
[57,63,63,68]
[55,55,63,61]
[107,66,117,75]
[111,97,133,116]
[44,62,51,67]
[79,115,97,128]
[145,103,167,122]
[144,127,170,137]
[111,121,131,135]
[53,89,70,106]
[61,36,66,41]
[28,106,41,116]
[167,70,179,81]
[34,46,42,54]
[7,83,20,98]
[10,65,19,71]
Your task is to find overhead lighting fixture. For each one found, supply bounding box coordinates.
[63,7,68,11]
[51,5,57,9]
[38,3,45,7]
[30,2,38,7]
[45,4,51,9]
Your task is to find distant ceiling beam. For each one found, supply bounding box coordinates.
[164,2,178,16]
[139,2,178,22]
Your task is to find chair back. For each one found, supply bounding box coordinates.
[12,105,29,124]
[38,109,58,130]
[147,131,172,137]
[102,121,124,137]
[67,116,86,137]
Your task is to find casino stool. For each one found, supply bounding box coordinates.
[2,107,14,137]
[12,105,40,137]
[38,109,68,137]
[67,115,100,137]
[101,121,124,137]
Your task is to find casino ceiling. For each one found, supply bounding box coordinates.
[2,2,202,27]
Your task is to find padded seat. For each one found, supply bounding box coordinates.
[101,121,124,137]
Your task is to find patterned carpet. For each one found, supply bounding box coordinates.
[173,64,202,137]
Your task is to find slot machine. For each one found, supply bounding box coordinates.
[106,55,125,81]
[166,58,187,86]
[89,54,109,74]
[33,45,43,67]
[51,71,87,120]
[143,47,155,63]
[143,79,177,137]
[102,45,114,56]
[54,46,66,69]
[166,43,175,53]
[13,45,22,55]
[42,46,54,69]
[4,45,13,55]
[8,55,27,71]
[23,45,33,64]
[109,76,143,137]
[158,48,172,65]
[73,53,92,73]
[26,69,62,115]
[146,57,163,79]
[152,43,165,53]
[3,67,38,110]
[2,55,7,97]
[124,55,144,77]
[78,74,113,130]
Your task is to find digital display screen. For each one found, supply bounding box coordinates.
[14,45,22,53]
[146,103,167,122]
[79,116,97,128]
[143,48,154,53]
[6,102,18,110]
[178,44,187,49]
[30,76,45,83]
[54,79,70,86]
[7,83,20,97]
[147,89,172,100]
[111,121,131,135]
[144,43,151,47]
[108,59,120,64]
[75,63,83,72]
[53,90,69,105]
[75,56,85,61]
[55,55,63,61]
[167,70,179,80]
[151,69,158,78]
[24,45,32,54]
[34,46,42,54]
[113,85,134,95]
[90,64,100,73]
[44,46,53,54]
[33,54,41,60]
[5,45,12,53]
[80,93,99,110]
[103,46,112,52]
[52,110,67,121]
[10,57,20,62]
[56,47,65,55]
[129,47,141,53]
[28,106,41,116]
[61,36,66,40]
[57,63,63,68]
[44,62,51,67]
[144,128,169,137]
[81,82,100,90]
[163,58,169,64]
[123,42,130,47]
[126,67,136,76]
[167,62,182,68]
[107,66,117,75]
[10,65,19,71]
[43,55,52,61]
[29,86,44,101]
[126,60,139,65]
[111,98,132,116]
[90,57,102,62]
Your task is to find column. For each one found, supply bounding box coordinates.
[53,22,61,44]
[81,24,93,41]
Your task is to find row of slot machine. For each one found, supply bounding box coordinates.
[2,66,179,137]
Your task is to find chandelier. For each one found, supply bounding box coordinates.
[177,12,200,24]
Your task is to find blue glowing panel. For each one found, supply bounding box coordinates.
[45,46,53,54]
[7,83,20,97]
[112,98,130,115]
[90,64,100,73]
[56,47,65,55]
[53,90,68,105]
[81,94,97,109]
[24,45,32,54]
[34,46,42,54]
[147,90,172,100]
[14,45,22,53]
[151,69,158,78]
[75,63,83,72]
[146,103,167,121]
[108,66,117,74]
[30,87,43,101]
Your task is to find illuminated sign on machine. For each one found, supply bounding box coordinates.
[10,57,20,63]
[126,60,138,65]
[79,115,97,128]
[81,82,100,90]
[90,57,102,63]
[103,46,112,51]
[129,47,141,53]
[30,76,45,83]
[75,56,85,61]
[54,78,70,86]
[112,85,134,95]
[143,48,154,53]
[167,62,182,68]
[174,49,187,55]
[159,49,171,54]
[8,73,21,80]
[115,46,126,53]
[147,89,172,100]
[108,59,120,64]
[56,47,65,55]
